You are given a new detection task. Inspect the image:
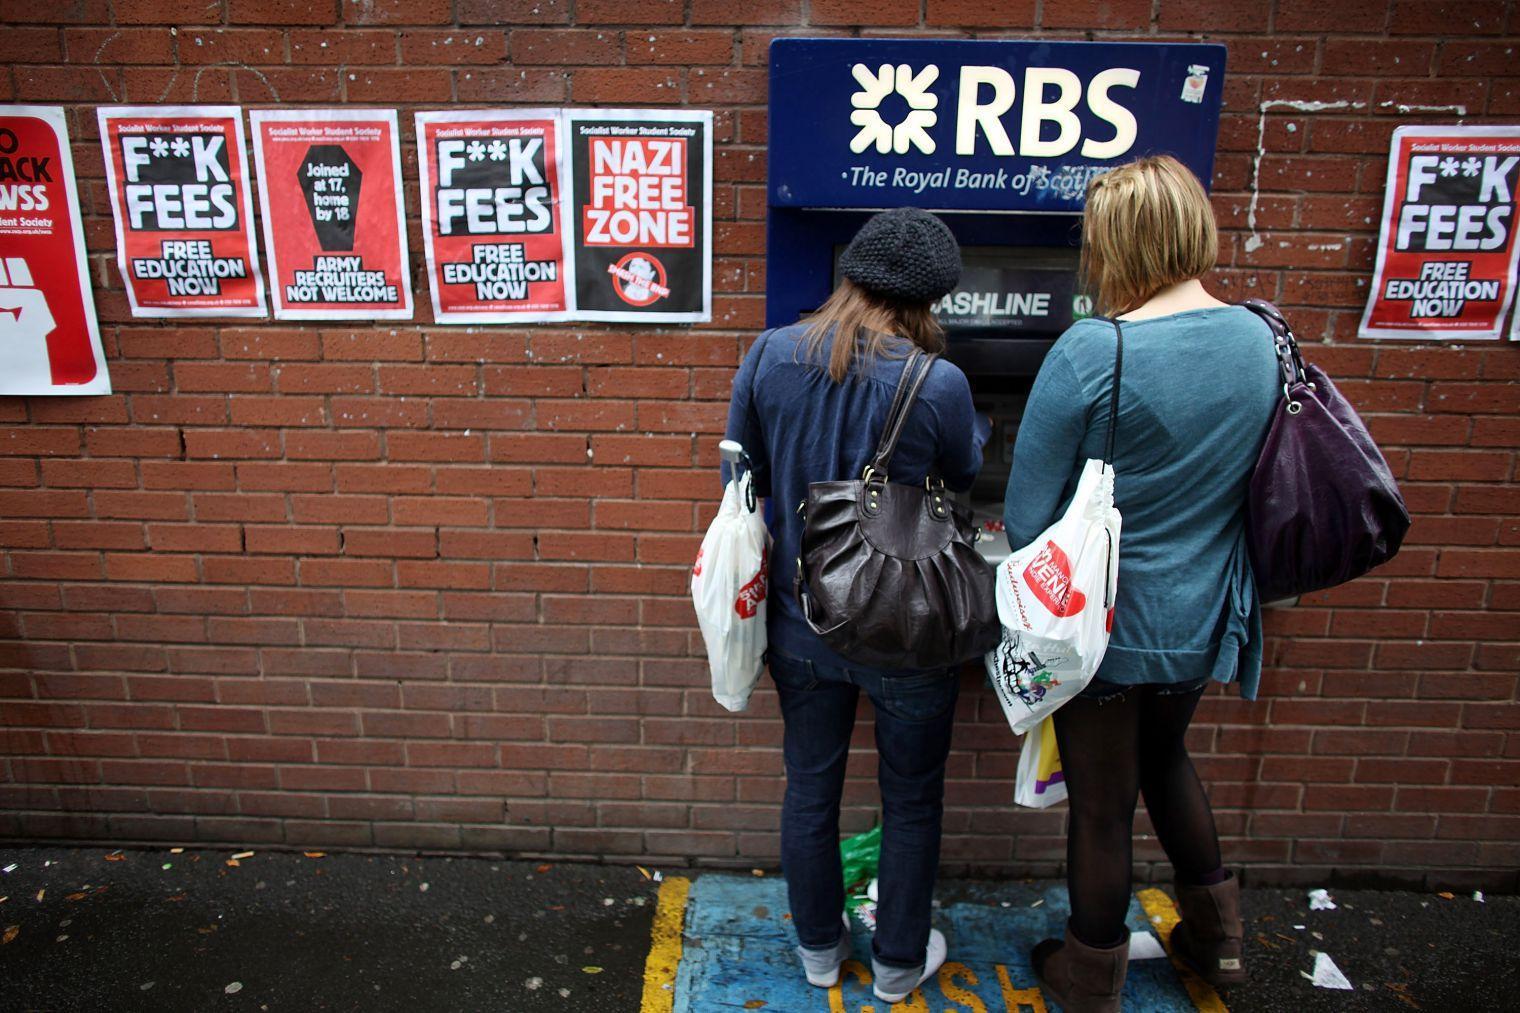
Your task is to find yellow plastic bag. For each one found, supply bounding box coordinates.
[1014,715,1067,808]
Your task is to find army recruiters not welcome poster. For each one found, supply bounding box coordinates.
[250,108,413,321]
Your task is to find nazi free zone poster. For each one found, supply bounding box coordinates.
[568,109,712,323]
[98,105,267,318]
[251,109,412,321]
[0,105,110,395]
[1360,125,1520,340]
[417,109,572,324]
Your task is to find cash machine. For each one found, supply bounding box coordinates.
[767,38,1226,553]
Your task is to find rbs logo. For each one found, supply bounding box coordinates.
[848,62,1141,160]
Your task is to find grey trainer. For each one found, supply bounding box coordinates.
[873,927,948,1003]
[797,912,854,988]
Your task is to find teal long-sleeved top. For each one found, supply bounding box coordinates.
[1002,306,1279,698]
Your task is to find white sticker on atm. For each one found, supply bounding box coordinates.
[1181,65,1209,104]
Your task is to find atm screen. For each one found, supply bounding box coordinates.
[832,245,1083,335]
[936,247,1082,334]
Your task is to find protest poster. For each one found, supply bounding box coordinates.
[0,106,110,395]
[249,108,412,321]
[565,109,712,323]
[1359,125,1520,340]
[416,109,572,324]
[98,105,266,318]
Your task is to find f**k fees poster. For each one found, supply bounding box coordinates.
[250,109,412,321]
[0,106,109,395]
[416,110,571,324]
[98,105,266,318]
[1360,125,1520,340]
[567,109,712,323]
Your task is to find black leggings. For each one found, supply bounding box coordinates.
[1050,680,1223,947]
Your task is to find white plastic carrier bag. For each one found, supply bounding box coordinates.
[1014,715,1067,809]
[692,459,770,712]
[985,457,1122,735]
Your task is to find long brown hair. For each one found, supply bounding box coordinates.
[801,278,945,382]
[1080,154,1219,317]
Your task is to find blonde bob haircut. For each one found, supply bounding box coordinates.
[1080,155,1218,317]
[801,277,946,383]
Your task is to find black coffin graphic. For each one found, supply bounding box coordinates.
[298,144,362,251]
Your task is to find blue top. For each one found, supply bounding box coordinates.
[724,322,984,673]
[1002,306,1279,698]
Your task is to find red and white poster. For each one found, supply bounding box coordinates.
[98,105,266,318]
[1360,125,1520,340]
[0,106,109,395]
[250,109,411,321]
[416,109,572,324]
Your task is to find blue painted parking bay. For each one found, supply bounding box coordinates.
[652,874,1224,1012]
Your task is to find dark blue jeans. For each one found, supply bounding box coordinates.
[768,649,959,970]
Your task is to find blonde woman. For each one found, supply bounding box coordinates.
[1003,156,1277,1011]
[724,208,985,1003]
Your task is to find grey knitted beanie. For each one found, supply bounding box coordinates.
[838,207,961,304]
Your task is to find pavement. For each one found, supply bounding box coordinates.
[0,845,1513,1012]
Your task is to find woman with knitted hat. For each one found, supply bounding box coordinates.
[723,207,984,1004]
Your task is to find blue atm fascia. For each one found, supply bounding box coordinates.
[765,37,1228,363]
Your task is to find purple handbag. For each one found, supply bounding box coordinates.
[1240,299,1410,603]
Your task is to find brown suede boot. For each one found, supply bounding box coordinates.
[1171,873,1247,986]
[1031,922,1130,1013]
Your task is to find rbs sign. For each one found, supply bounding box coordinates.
[769,39,1226,213]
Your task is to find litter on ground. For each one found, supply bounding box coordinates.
[1128,931,1167,960]
[1304,951,1353,990]
[1308,888,1337,911]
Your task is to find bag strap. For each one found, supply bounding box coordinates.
[1103,318,1124,467]
[867,351,935,481]
[1239,298,1308,393]
[1100,319,1125,610]
[873,350,920,468]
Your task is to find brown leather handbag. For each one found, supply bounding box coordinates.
[794,351,1000,670]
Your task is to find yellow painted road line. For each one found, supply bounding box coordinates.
[640,876,692,1013]
[1137,887,1229,1013]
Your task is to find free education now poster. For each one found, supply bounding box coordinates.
[566,109,712,323]
[98,105,266,318]
[250,109,412,321]
[416,109,572,324]
[0,105,110,395]
[1360,125,1520,340]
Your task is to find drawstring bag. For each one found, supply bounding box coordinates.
[1014,715,1067,809]
[986,321,1124,736]
[692,457,769,711]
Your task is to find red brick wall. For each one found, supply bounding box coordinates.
[1,1,1516,889]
